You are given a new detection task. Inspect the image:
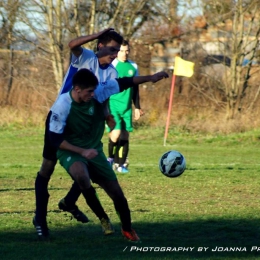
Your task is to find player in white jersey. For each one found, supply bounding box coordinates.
[58,50,118,96]
[57,29,124,220]
[33,27,168,240]
[33,28,123,239]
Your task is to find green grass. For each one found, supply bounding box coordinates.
[1,127,260,259]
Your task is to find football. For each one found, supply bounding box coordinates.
[159,150,186,177]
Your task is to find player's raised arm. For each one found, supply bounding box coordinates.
[68,28,115,57]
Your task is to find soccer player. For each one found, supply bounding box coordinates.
[107,40,144,173]
[49,69,168,241]
[57,28,124,218]
[33,54,168,240]
[33,28,123,238]
[49,68,140,241]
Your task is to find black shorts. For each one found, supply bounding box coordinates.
[42,111,58,162]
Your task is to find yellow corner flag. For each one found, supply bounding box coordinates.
[174,56,195,77]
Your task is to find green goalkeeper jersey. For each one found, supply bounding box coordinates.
[109,59,138,112]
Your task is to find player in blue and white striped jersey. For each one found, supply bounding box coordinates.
[33,28,123,238]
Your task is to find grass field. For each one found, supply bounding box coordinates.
[1,126,260,260]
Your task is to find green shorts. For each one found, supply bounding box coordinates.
[57,149,117,183]
[109,109,133,132]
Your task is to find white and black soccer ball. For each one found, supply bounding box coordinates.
[159,150,186,177]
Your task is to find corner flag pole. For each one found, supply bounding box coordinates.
[163,56,195,146]
[163,74,176,146]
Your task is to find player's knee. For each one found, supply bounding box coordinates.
[76,175,91,190]
[110,130,121,142]
[39,159,56,178]
[70,162,91,190]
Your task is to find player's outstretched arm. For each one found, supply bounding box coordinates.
[115,71,169,93]
[94,71,169,103]
[133,71,169,85]
[68,28,114,57]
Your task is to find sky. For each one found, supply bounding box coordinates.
[177,0,203,17]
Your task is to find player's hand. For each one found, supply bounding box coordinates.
[134,109,145,120]
[81,149,98,159]
[105,114,116,131]
[97,28,114,38]
[151,71,169,83]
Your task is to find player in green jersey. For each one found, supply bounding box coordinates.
[50,69,168,241]
[50,69,140,241]
[107,40,144,173]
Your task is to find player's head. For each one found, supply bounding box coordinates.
[72,69,98,102]
[96,30,123,65]
[97,30,123,49]
[117,40,130,62]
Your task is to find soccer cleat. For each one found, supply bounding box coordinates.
[33,216,49,239]
[113,163,119,171]
[121,228,141,242]
[107,157,114,167]
[58,198,89,223]
[117,166,129,174]
[100,218,115,235]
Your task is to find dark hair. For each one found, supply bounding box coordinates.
[97,30,123,46]
[72,69,98,89]
[122,40,129,46]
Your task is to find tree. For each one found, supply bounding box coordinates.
[17,0,68,92]
[180,0,260,119]
[12,0,178,92]
[0,0,21,103]
[228,0,260,119]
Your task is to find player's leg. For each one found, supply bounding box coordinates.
[113,133,120,170]
[62,154,114,235]
[121,131,130,169]
[117,110,132,173]
[113,122,124,171]
[109,129,121,170]
[107,112,121,167]
[107,133,119,166]
[89,151,139,241]
[58,181,89,223]
[33,111,57,239]
[99,179,140,242]
[33,157,56,239]
[117,130,129,173]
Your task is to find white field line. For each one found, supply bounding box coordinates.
[0,163,258,168]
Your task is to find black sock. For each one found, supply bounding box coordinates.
[108,138,117,158]
[82,186,108,220]
[35,172,50,223]
[118,140,129,166]
[63,181,82,207]
[114,196,132,231]
[114,144,119,164]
